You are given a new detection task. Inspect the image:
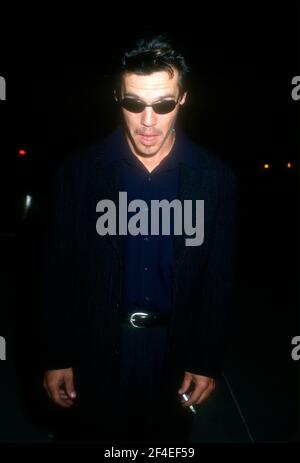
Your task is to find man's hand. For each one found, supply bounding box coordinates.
[178,371,215,408]
[43,368,77,408]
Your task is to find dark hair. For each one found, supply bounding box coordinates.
[114,34,190,97]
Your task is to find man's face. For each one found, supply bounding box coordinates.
[119,69,187,158]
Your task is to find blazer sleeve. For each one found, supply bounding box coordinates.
[39,158,78,370]
[184,167,238,379]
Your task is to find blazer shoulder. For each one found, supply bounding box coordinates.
[56,127,123,174]
[51,137,107,182]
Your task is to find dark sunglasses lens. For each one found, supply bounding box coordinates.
[153,100,177,114]
[121,99,145,113]
[120,98,177,114]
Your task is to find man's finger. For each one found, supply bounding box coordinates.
[182,380,215,407]
[64,373,77,400]
[43,369,76,408]
[195,385,215,406]
[182,383,208,407]
[59,388,74,405]
[53,390,74,408]
[47,381,73,407]
[178,374,192,395]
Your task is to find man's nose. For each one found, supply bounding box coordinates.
[140,107,157,127]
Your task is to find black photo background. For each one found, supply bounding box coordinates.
[0,5,299,442]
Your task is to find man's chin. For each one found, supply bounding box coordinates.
[135,141,160,157]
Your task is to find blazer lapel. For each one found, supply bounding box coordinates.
[89,156,122,259]
[173,162,207,269]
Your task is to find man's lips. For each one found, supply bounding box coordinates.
[138,134,159,145]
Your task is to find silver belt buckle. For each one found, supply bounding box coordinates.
[129,312,149,328]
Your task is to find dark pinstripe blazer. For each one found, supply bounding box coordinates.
[40,127,237,393]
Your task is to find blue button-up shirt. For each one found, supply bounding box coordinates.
[116,130,181,313]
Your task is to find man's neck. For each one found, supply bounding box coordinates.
[127,130,176,173]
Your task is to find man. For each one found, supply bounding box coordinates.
[41,35,237,442]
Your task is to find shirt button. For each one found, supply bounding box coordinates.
[144,267,148,271]
[145,296,150,302]
[148,177,151,182]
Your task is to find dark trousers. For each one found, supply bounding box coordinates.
[115,323,194,442]
[54,323,194,443]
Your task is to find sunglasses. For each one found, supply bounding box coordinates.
[119,97,179,114]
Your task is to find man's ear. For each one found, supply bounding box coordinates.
[179,91,187,105]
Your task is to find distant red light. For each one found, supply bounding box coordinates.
[18,149,27,156]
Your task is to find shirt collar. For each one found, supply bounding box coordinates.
[95,125,201,171]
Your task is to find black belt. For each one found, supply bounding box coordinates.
[121,310,171,328]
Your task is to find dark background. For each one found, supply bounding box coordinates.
[0,5,299,442]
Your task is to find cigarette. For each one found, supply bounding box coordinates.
[181,393,197,414]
